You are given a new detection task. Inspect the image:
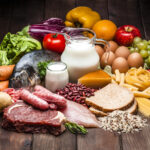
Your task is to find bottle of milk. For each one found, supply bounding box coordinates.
[61,28,104,82]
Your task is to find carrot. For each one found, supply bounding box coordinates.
[0,65,15,81]
[0,80,9,91]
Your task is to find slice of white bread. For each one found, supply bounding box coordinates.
[89,100,137,117]
[86,83,134,112]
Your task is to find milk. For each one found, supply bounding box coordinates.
[45,62,69,92]
[61,39,99,82]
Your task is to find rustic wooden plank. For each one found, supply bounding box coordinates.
[10,0,45,33]
[76,0,109,19]
[0,0,12,41]
[122,119,150,150]
[0,127,32,150]
[31,1,76,149]
[32,132,76,150]
[108,0,145,38]
[70,1,119,149]
[77,128,120,150]
[108,0,149,149]
[139,0,150,39]
[0,1,46,149]
[44,0,75,20]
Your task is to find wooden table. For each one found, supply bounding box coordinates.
[0,0,150,149]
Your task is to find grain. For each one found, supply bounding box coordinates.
[98,110,147,134]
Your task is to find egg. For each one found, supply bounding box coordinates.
[115,46,130,59]
[100,51,116,68]
[95,45,104,58]
[104,41,119,53]
[127,52,144,68]
[112,57,129,73]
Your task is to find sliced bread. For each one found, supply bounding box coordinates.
[89,100,137,117]
[86,83,134,112]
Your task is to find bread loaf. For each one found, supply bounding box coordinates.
[86,83,134,112]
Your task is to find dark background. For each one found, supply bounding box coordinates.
[0,0,150,41]
[0,0,150,150]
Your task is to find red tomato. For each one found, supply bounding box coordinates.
[43,33,65,53]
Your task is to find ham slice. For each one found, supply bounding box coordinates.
[61,100,99,128]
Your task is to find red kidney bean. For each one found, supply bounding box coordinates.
[55,83,96,106]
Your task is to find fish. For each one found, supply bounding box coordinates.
[9,50,60,88]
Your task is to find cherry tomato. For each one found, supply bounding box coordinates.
[43,33,65,53]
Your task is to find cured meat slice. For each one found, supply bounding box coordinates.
[2,101,65,135]
[61,100,99,128]
[34,85,66,109]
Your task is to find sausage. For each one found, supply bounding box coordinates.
[34,85,66,109]
[20,89,49,110]
[49,103,57,110]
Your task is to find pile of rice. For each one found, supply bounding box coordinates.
[98,110,147,134]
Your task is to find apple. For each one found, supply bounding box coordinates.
[115,25,141,46]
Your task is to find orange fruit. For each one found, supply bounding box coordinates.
[92,20,117,41]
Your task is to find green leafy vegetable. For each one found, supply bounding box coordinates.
[17,25,30,37]
[0,51,9,66]
[0,30,42,65]
[37,61,51,80]
[65,122,88,134]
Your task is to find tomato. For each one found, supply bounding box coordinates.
[43,33,65,53]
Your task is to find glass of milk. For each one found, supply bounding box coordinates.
[61,28,108,82]
[45,62,69,92]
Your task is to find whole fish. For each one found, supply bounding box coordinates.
[9,50,60,88]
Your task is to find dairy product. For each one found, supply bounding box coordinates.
[61,39,99,82]
[45,62,69,92]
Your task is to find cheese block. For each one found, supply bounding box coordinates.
[78,70,111,88]
[135,97,150,117]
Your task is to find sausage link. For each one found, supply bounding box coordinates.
[34,85,66,109]
[21,89,49,110]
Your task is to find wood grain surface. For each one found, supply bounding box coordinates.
[122,120,150,150]
[77,128,120,150]
[0,0,150,150]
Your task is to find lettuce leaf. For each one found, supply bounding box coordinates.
[0,32,42,65]
[0,51,9,66]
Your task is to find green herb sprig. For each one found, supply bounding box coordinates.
[65,122,88,135]
[37,61,51,80]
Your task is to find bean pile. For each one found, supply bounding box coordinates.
[56,83,96,106]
